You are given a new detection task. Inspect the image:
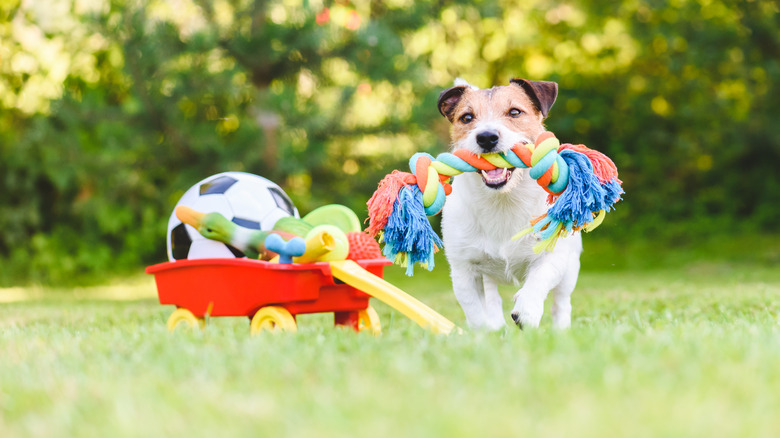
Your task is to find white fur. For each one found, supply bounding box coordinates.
[454,78,480,90]
[442,123,583,331]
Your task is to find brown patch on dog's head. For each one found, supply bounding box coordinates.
[509,79,558,118]
[438,86,468,121]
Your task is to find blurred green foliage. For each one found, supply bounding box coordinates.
[1,0,779,285]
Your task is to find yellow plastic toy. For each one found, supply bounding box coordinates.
[329,260,457,335]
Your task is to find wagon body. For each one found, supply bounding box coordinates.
[145,258,391,332]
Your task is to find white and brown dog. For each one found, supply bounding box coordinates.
[438,78,582,330]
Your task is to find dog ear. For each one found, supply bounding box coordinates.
[438,86,467,121]
[510,79,558,118]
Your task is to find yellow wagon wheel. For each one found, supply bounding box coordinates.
[167,308,205,332]
[357,305,382,335]
[250,306,297,336]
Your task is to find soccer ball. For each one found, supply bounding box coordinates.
[166,172,299,261]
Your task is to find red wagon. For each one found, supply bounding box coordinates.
[145,257,391,335]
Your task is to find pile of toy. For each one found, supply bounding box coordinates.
[166,171,382,264]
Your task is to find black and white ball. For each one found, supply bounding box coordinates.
[166,172,299,261]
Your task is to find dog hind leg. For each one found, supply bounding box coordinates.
[550,255,580,329]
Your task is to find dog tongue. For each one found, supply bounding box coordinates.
[485,168,504,178]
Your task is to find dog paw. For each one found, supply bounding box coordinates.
[551,313,571,330]
[466,318,506,332]
[510,300,543,330]
[485,319,507,332]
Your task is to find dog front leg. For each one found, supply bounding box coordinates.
[482,275,506,330]
[450,265,491,329]
[511,259,564,329]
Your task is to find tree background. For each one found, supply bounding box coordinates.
[1,0,778,285]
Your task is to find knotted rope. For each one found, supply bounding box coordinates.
[366,132,623,274]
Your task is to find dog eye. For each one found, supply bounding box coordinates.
[459,113,474,124]
[508,108,522,117]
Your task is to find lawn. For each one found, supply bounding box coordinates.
[2,236,780,437]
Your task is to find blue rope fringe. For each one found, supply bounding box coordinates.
[381,185,443,275]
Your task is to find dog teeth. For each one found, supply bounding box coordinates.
[481,168,511,184]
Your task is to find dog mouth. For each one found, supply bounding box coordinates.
[480,167,514,189]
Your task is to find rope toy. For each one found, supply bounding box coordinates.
[366,131,624,274]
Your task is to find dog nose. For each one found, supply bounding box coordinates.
[476,131,500,151]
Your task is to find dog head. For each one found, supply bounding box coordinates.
[438,78,558,190]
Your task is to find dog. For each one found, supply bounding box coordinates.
[438,78,583,330]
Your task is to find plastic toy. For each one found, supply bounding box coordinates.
[175,206,291,260]
[346,231,382,260]
[366,132,624,274]
[175,206,351,264]
[264,234,306,263]
[302,225,350,261]
[167,172,299,261]
[147,195,459,335]
[302,204,363,232]
[290,227,337,263]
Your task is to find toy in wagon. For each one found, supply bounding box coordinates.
[146,171,458,336]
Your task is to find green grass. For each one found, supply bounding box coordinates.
[2,238,780,437]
